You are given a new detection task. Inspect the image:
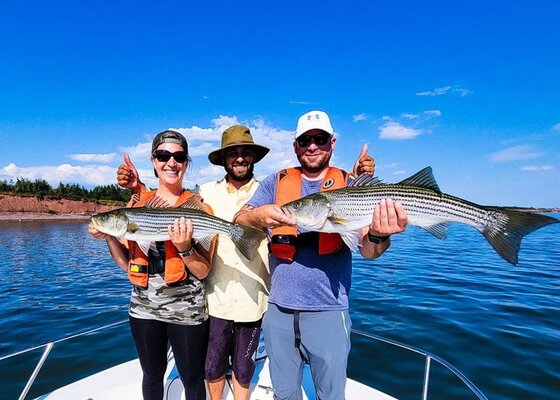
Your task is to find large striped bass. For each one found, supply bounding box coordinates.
[282,167,558,265]
[90,198,266,261]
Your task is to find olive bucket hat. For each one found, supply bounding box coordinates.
[208,125,270,166]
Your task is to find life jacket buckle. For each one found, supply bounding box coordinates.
[270,234,297,262]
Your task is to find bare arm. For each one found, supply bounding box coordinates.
[360,198,408,259]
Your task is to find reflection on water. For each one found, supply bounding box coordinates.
[1,217,559,399]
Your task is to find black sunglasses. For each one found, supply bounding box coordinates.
[153,150,188,163]
[296,134,331,147]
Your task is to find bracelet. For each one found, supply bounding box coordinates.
[367,232,390,245]
[178,246,195,257]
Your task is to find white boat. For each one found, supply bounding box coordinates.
[1,320,487,400]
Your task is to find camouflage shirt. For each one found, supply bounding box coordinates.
[128,248,208,325]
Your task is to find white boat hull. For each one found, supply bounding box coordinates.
[38,351,396,400]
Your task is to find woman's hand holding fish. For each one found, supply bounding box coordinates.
[88,224,113,241]
[169,217,193,252]
[369,198,408,236]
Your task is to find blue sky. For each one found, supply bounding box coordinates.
[1,1,559,207]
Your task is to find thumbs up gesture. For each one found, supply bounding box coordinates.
[352,144,375,176]
[117,154,144,193]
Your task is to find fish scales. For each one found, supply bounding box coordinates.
[282,167,558,265]
[89,205,266,260]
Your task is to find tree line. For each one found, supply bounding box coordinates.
[0,177,131,204]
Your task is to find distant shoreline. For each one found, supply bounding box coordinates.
[0,212,91,222]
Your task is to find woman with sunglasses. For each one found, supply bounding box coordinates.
[89,129,215,400]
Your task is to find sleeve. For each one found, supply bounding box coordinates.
[246,173,276,208]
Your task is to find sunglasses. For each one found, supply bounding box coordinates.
[153,150,188,163]
[296,134,331,147]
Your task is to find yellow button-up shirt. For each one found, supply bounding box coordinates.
[199,177,270,322]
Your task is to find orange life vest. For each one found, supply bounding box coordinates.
[127,190,196,288]
[271,167,349,261]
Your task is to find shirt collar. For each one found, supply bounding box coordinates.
[220,175,257,193]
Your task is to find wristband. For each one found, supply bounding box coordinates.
[367,232,390,245]
[178,246,195,257]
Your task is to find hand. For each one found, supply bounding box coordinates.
[169,217,193,252]
[369,198,407,236]
[352,144,375,176]
[117,154,144,193]
[257,205,296,229]
[88,224,113,240]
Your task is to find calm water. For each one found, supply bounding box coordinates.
[0,217,559,399]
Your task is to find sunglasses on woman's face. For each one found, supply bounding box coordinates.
[296,133,331,148]
[153,150,188,163]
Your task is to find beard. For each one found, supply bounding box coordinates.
[297,150,333,173]
[225,162,254,182]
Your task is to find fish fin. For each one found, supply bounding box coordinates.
[196,235,214,252]
[229,224,268,260]
[178,195,206,211]
[127,223,139,233]
[144,196,173,208]
[349,173,383,187]
[340,231,361,252]
[398,167,441,193]
[481,208,559,266]
[136,241,151,257]
[420,223,449,240]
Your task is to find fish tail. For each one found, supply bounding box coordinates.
[230,224,266,260]
[482,208,558,265]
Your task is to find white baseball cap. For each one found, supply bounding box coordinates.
[295,110,334,138]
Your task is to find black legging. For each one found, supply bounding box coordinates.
[129,315,209,400]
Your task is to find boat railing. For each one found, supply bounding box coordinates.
[0,319,128,400]
[1,321,487,400]
[352,329,488,400]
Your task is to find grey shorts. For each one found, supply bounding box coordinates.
[204,315,262,385]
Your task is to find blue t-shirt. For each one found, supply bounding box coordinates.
[246,173,352,311]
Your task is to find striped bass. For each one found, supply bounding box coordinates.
[282,167,559,265]
[90,198,266,261]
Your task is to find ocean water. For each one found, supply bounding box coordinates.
[0,217,559,399]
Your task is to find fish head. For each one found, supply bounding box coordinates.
[282,194,331,230]
[89,210,129,237]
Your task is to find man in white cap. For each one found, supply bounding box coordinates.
[234,110,408,400]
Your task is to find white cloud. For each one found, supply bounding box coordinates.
[68,153,117,163]
[401,113,418,119]
[393,170,407,175]
[2,162,118,186]
[1,115,300,188]
[416,85,472,97]
[490,145,544,162]
[289,100,313,105]
[379,122,422,140]
[552,123,560,132]
[353,113,368,122]
[424,109,442,117]
[522,165,554,172]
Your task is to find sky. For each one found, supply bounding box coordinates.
[1,1,559,208]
